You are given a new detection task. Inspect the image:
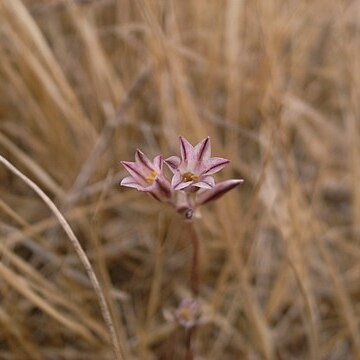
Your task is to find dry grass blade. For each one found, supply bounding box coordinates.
[0,156,123,360]
[65,63,152,208]
[0,262,97,343]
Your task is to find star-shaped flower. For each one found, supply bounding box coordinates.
[165,136,230,191]
[163,298,207,329]
[174,298,202,329]
[120,149,172,202]
[120,137,243,217]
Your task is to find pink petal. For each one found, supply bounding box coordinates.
[171,171,183,189]
[135,149,154,172]
[174,181,193,190]
[154,177,172,198]
[179,136,194,162]
[121,161,147,184]
[194,137,211,163]
[194,176,215,189]
[120,176,143,190]
[153,155,163,172]
[197,179,243,205]
[165,156,181,171]
[202,157,230,175]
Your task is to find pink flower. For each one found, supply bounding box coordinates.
[174,298,202,329]
[120,149,172,202]
[119,137,244,218]
[166,136,230,191]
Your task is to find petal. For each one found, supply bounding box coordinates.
[121,161,147,184]
[153,155,163,172]
[194,176,215,189]
[194,137,211,163]
[174,181,193,191]
[202,157,230,175]
[120,176,144,190]
[135,149,154,171]
[154,176,172,198]
[171,171,183,189]
[197,179,244,205]
[165,156,181,171]
[179,136,194,162]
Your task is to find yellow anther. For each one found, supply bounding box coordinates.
[178,307,193,321]
[182,172,199,182]
[145,170,158,183]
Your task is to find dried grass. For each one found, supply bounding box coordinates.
[0,0,359,359]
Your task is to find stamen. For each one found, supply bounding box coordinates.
[178,307,193,321]
[182,172,199,182]
[146,170,158,183]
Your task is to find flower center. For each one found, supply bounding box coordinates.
[182,172,199,182]
[145,170,158,183]
[178,307,193,321]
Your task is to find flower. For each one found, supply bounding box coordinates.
[174,298,202,329]
[163,298,203,329]
[120,149,172,202]
[165,136,230,191]
[119,137,244,218]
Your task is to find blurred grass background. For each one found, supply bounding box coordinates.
[0,0,360,359]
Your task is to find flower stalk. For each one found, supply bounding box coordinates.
[185,222,200,360]
[188,221,200,297]
[120,136,244,358]
[185,328,195,360]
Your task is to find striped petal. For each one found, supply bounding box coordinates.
[197,179,244,205]
[165,156,181,171]
[194,137,211,163]
[202,157,230,175]
[154,176,172,198]
[120,176,144,190]
[179,136,194,163]
[171,171,182,188]
[135,149,154,172]
[121,161,147,185]
[174,181,193,191]
[153,155,163,172]
[194,176,215,189]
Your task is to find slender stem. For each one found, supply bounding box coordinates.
[185,328,194,360]
[184,221,200,359]
[187,221,200,296]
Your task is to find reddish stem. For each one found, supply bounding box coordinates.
[185,328,194,360]
[183,221,200,360]
[187,221,200,296]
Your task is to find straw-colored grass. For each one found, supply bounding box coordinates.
[0,0,359,359]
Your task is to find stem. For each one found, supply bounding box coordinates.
[183,221,200,359]
[185,328,194,360]
[187,221,200,296]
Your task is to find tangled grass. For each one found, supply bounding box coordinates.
[0,0,360,359]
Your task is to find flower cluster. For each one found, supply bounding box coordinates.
[120,136,243,219]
